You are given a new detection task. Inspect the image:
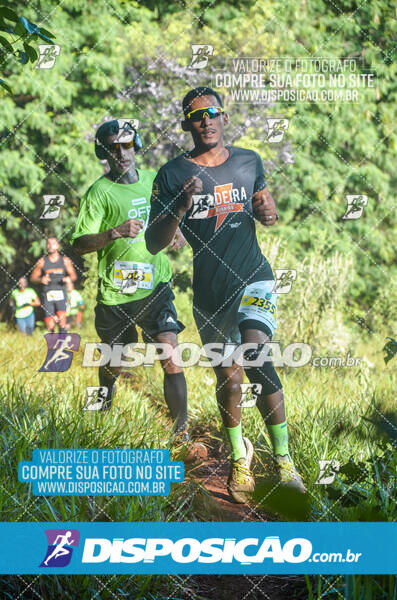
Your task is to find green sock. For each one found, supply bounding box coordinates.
[267,421,289,457]
[225,423,247,461]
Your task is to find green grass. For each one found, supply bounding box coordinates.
[0,243,396,598]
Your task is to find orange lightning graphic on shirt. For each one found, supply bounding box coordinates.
[208,183,244,230]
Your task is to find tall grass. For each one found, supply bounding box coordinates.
[0,243,395,598]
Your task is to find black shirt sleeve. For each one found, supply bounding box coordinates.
[149,167,182,222]
[253,152,267,193]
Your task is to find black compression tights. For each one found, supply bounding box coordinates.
[163,372,188,434]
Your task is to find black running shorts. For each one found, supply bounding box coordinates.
[94,282,185,345]
[42,288,67,317]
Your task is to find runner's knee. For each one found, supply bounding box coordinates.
[155,331,183,374]
[245,359,282,395]
[216,368,243,396]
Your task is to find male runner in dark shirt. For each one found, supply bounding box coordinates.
[31,237,77,333]
[146,87,305,502]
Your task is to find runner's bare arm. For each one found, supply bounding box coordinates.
[63,256,77,283]
[72,219,143,256]
[252,188,278,227]
[145,213,183,254]
[145,176,202,254]
[30,257,47,284]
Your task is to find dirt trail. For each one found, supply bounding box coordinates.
[186,432,276,522]
[119,371,273,521]
[120,374,308,599]
[182,436,309,600]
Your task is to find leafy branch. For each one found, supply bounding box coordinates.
[0,6,55,93]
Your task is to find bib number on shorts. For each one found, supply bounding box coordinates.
[113,261,154,294]
[46,289,65,301]
[240,295,277,318]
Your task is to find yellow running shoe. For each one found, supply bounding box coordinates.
[227,437,255,503]
[274,454,306,493]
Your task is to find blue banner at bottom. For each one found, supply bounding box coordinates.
[0,522,395,574]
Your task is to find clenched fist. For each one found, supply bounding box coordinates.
[176,176,203,216]
[110,219,144,240]
[252,189,278,226]
[169,227,187,251]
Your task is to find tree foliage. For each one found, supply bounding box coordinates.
[0,5,55,92]
[0,0,395,330]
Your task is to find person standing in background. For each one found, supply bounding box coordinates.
[9,276,40,335]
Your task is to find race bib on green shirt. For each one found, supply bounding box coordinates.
[113,260,154,293]
[70,170,172,306]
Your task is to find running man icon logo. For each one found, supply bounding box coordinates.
[237,383,262,408]
[190,183,246,230]
[84,386,109,411]
[189,44,214,69]
[265,119,289,143]
[273,269,297,294]
[115,118,139,141]
[342,195,368,219]
[36,44,61,69]
[39,333,80,372]
[315,460,340,485]
[40,529,80,567]
[40,195,65,219]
